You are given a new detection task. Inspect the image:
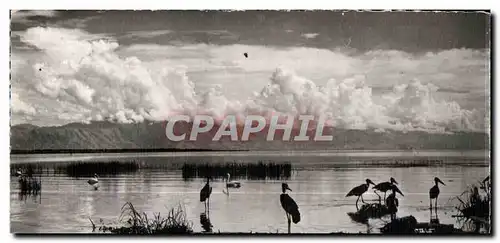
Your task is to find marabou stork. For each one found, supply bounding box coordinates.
[346,179,376,209]
[386,186,400,220]
[200,177,212,213]
[280,183,300,234]
[429,177,445,211]
[374,177,403,201]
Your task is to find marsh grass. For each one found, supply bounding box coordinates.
[94,202,193,234]
[361,159,446,167]
[11,163,41,177]
[453,176,491,233]
[12,161,143,177]
[58,161,140,177]
[12,160,292,180]
[181,161,292,180]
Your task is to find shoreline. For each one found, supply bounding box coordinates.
[10,148,490,155]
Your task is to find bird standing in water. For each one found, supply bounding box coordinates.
[15,170,22,177]
[386,187,400,220]
[280,183,300,234]
[429,177,446,211]
[226,173,241,188]
[87,173,99,190]
[223,173,241,196]
[346,179,376,209]
[374,177,403,201]
[200,177,212,214]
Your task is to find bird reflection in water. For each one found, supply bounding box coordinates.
[430,208,440,225]
[199,212,213,233]
[17,174,42,203]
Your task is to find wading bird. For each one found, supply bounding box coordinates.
[346,179,376,209]
[15,170,22,177]
[87,173,99,190]
[200,177,212,213]
[374,177,404,201]
[226,173,241,188]
[386,187,400,220]
[429,177,446,211]
[280,183,300,234]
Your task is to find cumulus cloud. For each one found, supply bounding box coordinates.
[10,27,489,134]
[301,33,319,39]
[13,27,197,123]
[248,69,485,133]
[11,92,36,117]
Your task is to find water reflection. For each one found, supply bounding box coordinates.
[10,161,489,233]
[430,207,441,225]
[199,212,213,233]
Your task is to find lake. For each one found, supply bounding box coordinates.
[10,150,490,234]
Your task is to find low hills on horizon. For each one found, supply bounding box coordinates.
[10,120,490,153]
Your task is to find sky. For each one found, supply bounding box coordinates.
[10,10,490,133]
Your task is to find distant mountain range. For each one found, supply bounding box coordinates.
[10,121,489,153]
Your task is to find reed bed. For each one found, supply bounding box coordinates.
[56,161,140,177]
[10,163,41,177]
[181,161,292,180]
[91,202,193,234]
[359,159,446,167]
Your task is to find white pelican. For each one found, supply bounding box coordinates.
[15,170,22,177]
[225,173,241,188]
[88,173,99,189]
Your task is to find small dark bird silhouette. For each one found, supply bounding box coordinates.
[38,68,42,71]
[243,53,248,58]
[346,179,376,209]
[280,183,300,233]
[429,177,445,211]
[200,177,212,213]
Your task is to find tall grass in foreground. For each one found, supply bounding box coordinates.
[92,202,193,234]
[453,175,491,233]
[181,161,292,180]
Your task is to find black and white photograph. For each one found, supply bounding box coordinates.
[9,9,491,235]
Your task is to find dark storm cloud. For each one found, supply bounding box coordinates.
[11,10,490,52]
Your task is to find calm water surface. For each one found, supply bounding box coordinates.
[10,150,490,233]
